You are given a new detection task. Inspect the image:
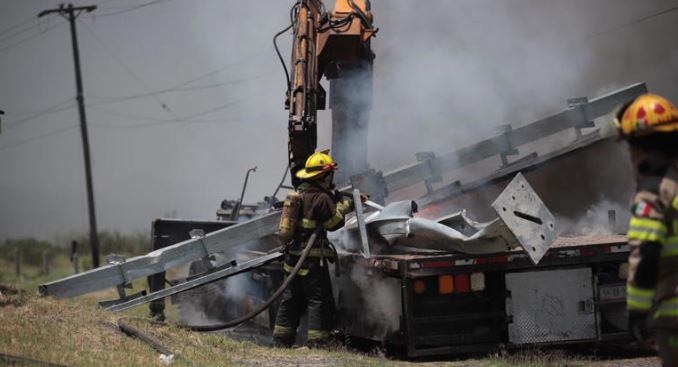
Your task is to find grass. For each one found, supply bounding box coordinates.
[0,254,659,367]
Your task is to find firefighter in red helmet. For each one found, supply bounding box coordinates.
[614,93,678,365]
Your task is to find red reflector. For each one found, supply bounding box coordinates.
[580,249,595,256]
[422,260,455,269]
[476,255,508,265]
[491,255,509,263]
[455,274,470,293]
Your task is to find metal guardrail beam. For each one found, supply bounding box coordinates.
[39,211,281,298]
[368,83,647,195]
[417,132,604,207]
[105,251,284,312]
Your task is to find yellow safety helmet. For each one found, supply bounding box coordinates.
[614,93,678,138]
[296,150,337,180]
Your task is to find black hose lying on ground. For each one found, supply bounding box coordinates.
[180,233,318,332]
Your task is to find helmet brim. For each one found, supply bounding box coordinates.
[295,168,324,180]
[295,165,338,180]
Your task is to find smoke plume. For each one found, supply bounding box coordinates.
[2,0,678,244]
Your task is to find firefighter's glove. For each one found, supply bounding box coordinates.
[336,199,354,215]
[333,190,343,202]
[628,310,651,343]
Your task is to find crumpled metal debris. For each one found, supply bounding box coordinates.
[333,173,556,265]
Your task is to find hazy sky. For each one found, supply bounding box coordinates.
[1,0,677,241]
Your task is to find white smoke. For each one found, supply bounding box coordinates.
[557,200,630,236]
[346,263,401,337]
[360,0,678,178]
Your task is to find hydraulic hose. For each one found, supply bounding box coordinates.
[181,233,318,332]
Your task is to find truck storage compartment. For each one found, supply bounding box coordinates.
[505,267,596,344]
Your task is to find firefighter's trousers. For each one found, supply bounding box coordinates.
[273,255,335,347]
[658,326,678,367]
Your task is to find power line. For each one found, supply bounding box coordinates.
[77,19,177,116]
[85,0,173,18]
[92,111,273,129]
[93,0,127,6]
[90,105,177,122]
[88,77,259,105]
[162,54,266,88]
[588,3,678,39]
[9,97,75,117]
[172,99,244,120]
[0,16,36,37]
[0,15,66,45]
[0,125,78,151]
[4,98,76,131]
[0,18,41,43]
[86,52,266,107]
[91,99,247,128]
[0,20,66,53]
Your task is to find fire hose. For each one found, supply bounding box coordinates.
[179,232,318,332]
[99,234,317,361]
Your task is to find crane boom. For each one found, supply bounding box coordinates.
[287,0,376,187]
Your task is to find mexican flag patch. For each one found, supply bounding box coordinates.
[634,201,653,218]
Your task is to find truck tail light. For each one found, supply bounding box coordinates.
[470,272,486,291]
[455,273,470,293]
[438,275,454,294]
[414,280,426,294]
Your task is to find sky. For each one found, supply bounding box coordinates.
[1,0,678,242]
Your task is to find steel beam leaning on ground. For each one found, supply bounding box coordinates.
[105,251,283,312]
[39,212,281,298]
[379,83,647,193]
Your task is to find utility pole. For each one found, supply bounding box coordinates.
[39,4,100,268]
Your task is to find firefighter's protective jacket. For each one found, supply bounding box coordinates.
[626,157,678,327]
[282,183,350,274]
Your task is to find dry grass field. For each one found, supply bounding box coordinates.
[0,255,661,367]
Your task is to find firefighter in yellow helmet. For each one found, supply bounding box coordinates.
[273,151,354,347]
[614,93,678,365]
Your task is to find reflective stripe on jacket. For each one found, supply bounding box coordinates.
[626,159,678,318]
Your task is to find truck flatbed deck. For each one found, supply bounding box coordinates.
[333,234,630,357]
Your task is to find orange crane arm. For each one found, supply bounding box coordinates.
[287,0,376,187]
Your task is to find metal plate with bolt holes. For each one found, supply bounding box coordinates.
[491,173,556,265]
[505,267,596,344]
